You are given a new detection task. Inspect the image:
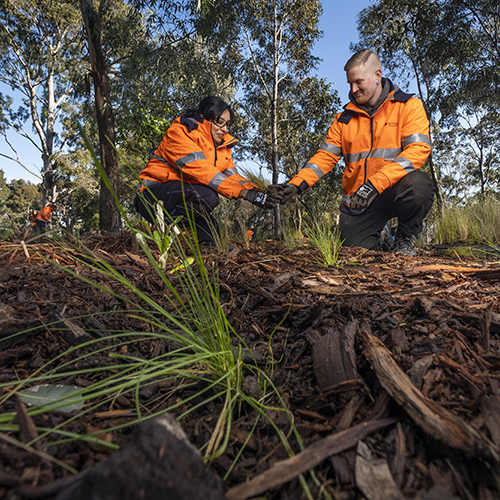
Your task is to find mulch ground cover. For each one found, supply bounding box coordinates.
[1,233,500,500]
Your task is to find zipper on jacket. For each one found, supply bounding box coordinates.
[213,140,218,166]
[364,117,375,183]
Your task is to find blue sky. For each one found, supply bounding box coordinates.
[314,1,373,99]
[0,1,373,183]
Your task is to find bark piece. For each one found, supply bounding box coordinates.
[360,323,499,462]
[481,396,500,447]
[267,271,295,293]
[225,418,395,500]
[409,355,434,390]
[311,319,359,392]
[55,413,225,500]
[481,308,493,351]
[355,440,404,500]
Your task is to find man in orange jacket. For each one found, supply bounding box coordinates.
[270,50,435,256]
[134,96,279,246]
[35,204,53,231]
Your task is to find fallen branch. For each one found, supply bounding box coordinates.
[359,322,499,462]
[225,417,395,500]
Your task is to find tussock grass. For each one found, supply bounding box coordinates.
[434,196,500,245]
[303,218,343,266]
[0,143,328,499]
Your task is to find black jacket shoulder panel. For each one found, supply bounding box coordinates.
[338,109,356,124]
[393,88,415,102]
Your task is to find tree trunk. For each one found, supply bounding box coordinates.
[80,0,121,233]
[271,3,282,240]
[409,56,444,215]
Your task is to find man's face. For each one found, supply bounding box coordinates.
[346,64,381,108]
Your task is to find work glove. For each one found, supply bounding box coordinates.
[268,184,299,204]
[350,181,378,210]
[245,189,279,209]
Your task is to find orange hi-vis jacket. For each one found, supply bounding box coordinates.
[139,116,257,199]
[35,205,52,224]
[288,80,431,208]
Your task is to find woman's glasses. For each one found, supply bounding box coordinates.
[213,116,231,130]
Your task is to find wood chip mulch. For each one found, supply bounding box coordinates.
[1,234,499,500]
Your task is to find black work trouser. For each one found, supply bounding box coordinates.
[134,181,220,245]
[339,170,435,250]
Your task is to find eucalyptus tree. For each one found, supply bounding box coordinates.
[79,0,236,233]
[435,0,500,199]
[437,0,500,111]
[455,110,500,196]
[0,0,83,205]
[354,0,445,211]
[236,0,336,238]
[355,0,500,207]
[5,178,42,228]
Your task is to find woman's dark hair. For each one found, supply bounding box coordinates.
[186,96,235,124]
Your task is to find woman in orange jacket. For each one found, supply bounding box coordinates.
[269,50,435,256]
[134,96,279,245]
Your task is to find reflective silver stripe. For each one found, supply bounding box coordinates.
[175,151,206,169]
[341,193,351,204]
[395,156,416,173]
[208,172,227,190]
[304,162,325,179]
[370,147,403,160]
[153,154,169,165]
[319,141,342,157]
[344,151,368,163]
[137,178,160,191]
[402,133,430,147]
[345,147,402,163]
[222,167,238,177]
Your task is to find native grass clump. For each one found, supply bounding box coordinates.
[434,196,500,247]
[303,216,344,267]
[0,154,323,496]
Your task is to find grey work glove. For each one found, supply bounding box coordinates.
[350,181,378,210]
[245,189,279,209]
[268,184,299,204]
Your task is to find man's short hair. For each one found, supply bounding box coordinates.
[344,49,381,72]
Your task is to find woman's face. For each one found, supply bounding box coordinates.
[210,109,231,143]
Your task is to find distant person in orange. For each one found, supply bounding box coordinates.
[35,204,53,231]
[28,210,38,228]
[245,229,254,241]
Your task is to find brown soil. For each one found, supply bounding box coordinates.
[1,234,500,500]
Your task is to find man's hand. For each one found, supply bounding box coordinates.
[350,181,378,210]
[268,184,299,204]
[244,189,279,209]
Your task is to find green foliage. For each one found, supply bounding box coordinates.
[135,202,184,269]
[5,179,42,228]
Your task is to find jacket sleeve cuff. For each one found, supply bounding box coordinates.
[289,180,308,194]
